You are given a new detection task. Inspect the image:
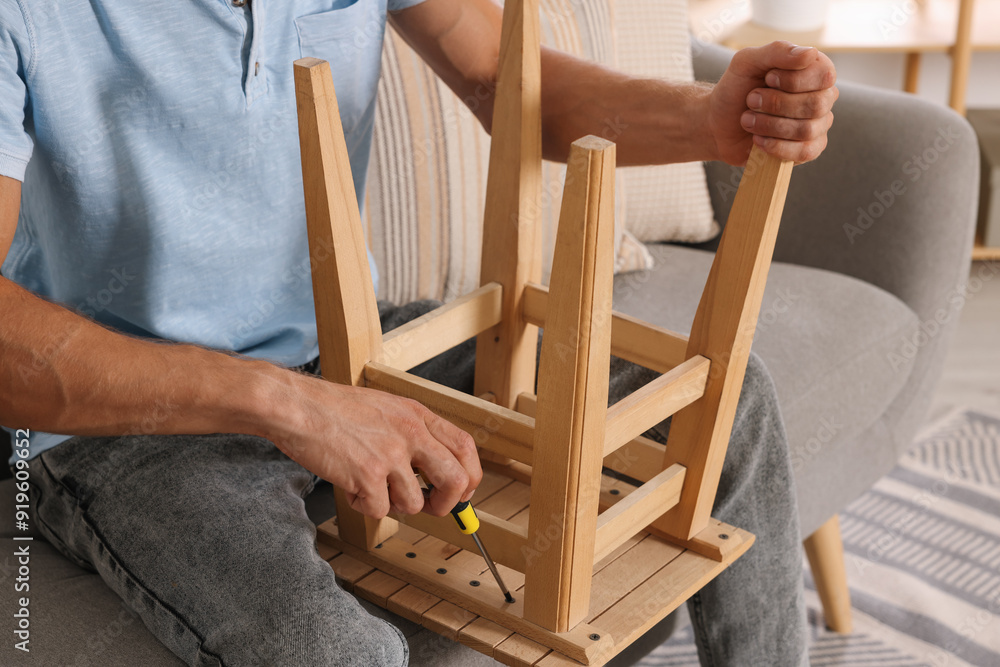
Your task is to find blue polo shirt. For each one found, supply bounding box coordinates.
[0,0,424,457]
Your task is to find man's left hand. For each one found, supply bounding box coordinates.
[710,41,839,166]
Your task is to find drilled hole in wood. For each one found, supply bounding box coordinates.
[405,552,417,559]
[470,580,481,587]
[719,534,729,540]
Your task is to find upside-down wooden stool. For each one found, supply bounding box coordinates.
[292,0,793,663]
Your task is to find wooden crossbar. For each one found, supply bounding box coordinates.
[513,392,667,483]
[603,355,710,456]
[522,283,690,373]
[382,283,503,370]
[363,362,536,464]
[592,464,686,564]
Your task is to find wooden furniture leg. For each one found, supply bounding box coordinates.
[903,52,921,94]
[524,138,616,632]
[653,147,794,541]
[949,0,976,114]
[294,58,397,550]
[804,514,853,634]
[474,0,544,411]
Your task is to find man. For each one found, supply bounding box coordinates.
[0,0,837,665]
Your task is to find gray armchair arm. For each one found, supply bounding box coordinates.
[692,38,980,455]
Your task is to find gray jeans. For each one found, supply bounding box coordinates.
[27,301,807,666]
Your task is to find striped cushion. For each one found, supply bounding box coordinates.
[365,0,715,304]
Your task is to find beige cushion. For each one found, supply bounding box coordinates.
[365,0,716,304]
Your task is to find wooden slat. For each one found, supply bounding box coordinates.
[326,552,375,592]
[590,527,754,652]
[355,570,408,607]
[524,137,616,632]
[603,356,710,456]
[592,464,686,563]
[294,57,395,550]
[495,634,552,666]
[585,535,684,623]
[365,362,536,464]
[316,540,340,562]
[522,283,690,373]
[422,601,477,640]
[473,0,543,410]
[391,509,529,572]
[382,283,503,371]
[387,585,441,624]
[534,651,581,666]
[656,146,793,540]
[458,617,515,655]
[324,525,614,665]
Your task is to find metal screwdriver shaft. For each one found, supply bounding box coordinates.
[450,501,515,603]
[419,473,514,603]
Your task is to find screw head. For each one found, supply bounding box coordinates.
[609,489,620,495]
[405,552,417,559]
[589,633,601,641]
[718,533,729,540]
[469,580,481,587]
[436,568,448,575]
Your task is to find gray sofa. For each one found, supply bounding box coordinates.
[0,43,978,665]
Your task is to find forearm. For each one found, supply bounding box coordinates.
[539,47,718,166]
[0,276,295,438]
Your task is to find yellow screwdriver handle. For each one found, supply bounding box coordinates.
[451,501,480,535]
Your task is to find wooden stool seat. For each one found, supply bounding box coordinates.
[318,469,753,666]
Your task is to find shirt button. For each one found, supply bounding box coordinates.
[232,0,248,6]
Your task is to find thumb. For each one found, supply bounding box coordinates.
[728,41,819,80]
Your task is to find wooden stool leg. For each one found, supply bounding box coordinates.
[524,137,616,632]
[654,147,793,541]
[474,0,543,413]
[294,58,396,550]
[804,514,853,634]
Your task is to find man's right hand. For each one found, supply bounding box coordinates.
[3,174,480,522]
[263,372,483,520]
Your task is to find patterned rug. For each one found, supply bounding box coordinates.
[641,408,1000,667]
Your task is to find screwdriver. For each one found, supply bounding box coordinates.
[449,500,516,604]
[419,474,515,603]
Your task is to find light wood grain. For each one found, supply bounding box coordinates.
[524,137,616,632]
[293,57,396,550]
[323,523,614,664]
[804,514,853,633]
[387,585,441,624]
[382,283,503,371]
[522,283,690,373]
[592,464,686,563]
[459,617,515,655]
[474,0,544,409]
[355,570,408,607]
[495,634,552,666]
[655,146,793,540]
[364,362,536,464]
[603,356,710,456]
[589,529,754,652]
